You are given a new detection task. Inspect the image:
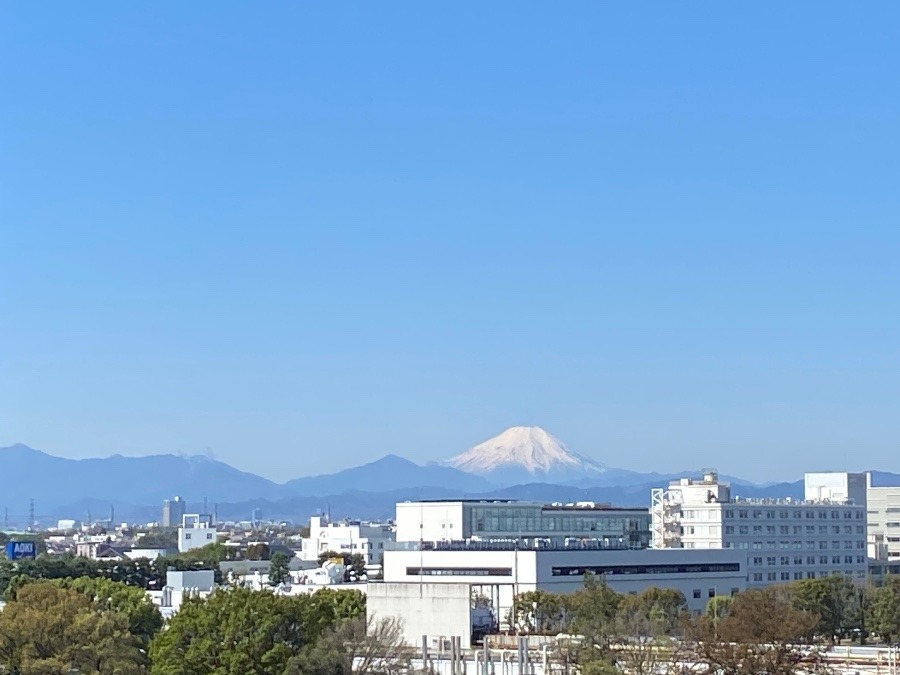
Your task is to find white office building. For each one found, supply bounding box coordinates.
[866,473,900,561]
[395,500,650,548]
[373,543,747,647]
[299,515,394,565]
[177,513,217,553]
[651,471,867,586]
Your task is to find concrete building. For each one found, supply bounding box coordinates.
[866,473,900,561]
[299,515,394,565]
[651,471,867,586]
[374,543,747,647]
[162,497,186,528]
[395,500,650,548]
[804,472,867,505]
[178,513,217,553]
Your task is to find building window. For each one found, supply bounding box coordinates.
[206,533,213,540]
[693,589,701,599]
[185,534,191,540]
[708,589,716,598]
[752,573,763,582]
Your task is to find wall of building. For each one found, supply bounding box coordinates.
[395,503,466,542]
[867,479,900,561]
[383,547,747,616]
[805,472,867,506]
[367,582,475,649]
[395,501,651,547]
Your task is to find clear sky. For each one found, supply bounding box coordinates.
[2,3,899,483]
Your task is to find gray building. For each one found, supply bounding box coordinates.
[162,496,186,528]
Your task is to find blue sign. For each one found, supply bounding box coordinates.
[6,541,36,560]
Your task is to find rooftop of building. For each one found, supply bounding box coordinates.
[386,537,643,552]
[399,499,647,512]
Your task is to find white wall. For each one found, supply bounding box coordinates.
[367,582,475,648]
[178,526,216,552]
[395,503,465,543]
[383,547,747,615]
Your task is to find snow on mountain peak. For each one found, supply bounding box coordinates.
[447,426,606,477]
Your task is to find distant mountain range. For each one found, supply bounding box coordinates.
[2,426,897,525]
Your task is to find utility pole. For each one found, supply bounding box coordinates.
[110,503,115,527]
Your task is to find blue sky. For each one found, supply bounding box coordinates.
[2,3,899,483]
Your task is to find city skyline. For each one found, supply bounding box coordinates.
[3,3,899,482]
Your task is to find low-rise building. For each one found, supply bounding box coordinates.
[178,513,217,553]
[299,515,394,565]
[373,542,747,648]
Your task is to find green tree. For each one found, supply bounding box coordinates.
[790,575,861,642]
[508,590,570,634]
[137,528,178,550]
[60,576,163,645]
[268,551,290,586]
[0,581,146,674]
[870,576,900,643]
[149,587,365,675]
[346,553,366,580]
[564,574,622,674]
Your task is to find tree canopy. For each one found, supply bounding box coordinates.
[0,581,147,674]
[149,587,365,675]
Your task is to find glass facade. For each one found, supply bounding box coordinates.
[467,504,650,548]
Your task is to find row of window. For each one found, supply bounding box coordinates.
[751,570,866,582]
[749,555,865,566]
[723,509,862,520]
[406,567,513,577]
[720,540,863,550]
[691,588,740,599]
[549,563,741,577]
[722,525,863,535]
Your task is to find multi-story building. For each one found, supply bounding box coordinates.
[395,500,650,548]
[373,542,747,647]
[162,496,186,528]
[299,515,394,565]
[178,513,217,553]
[651,471,867,586]
[866,473,900,561]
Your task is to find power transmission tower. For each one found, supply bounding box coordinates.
[28,499,35,531]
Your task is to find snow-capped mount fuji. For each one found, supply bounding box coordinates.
[446,426,607,486]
